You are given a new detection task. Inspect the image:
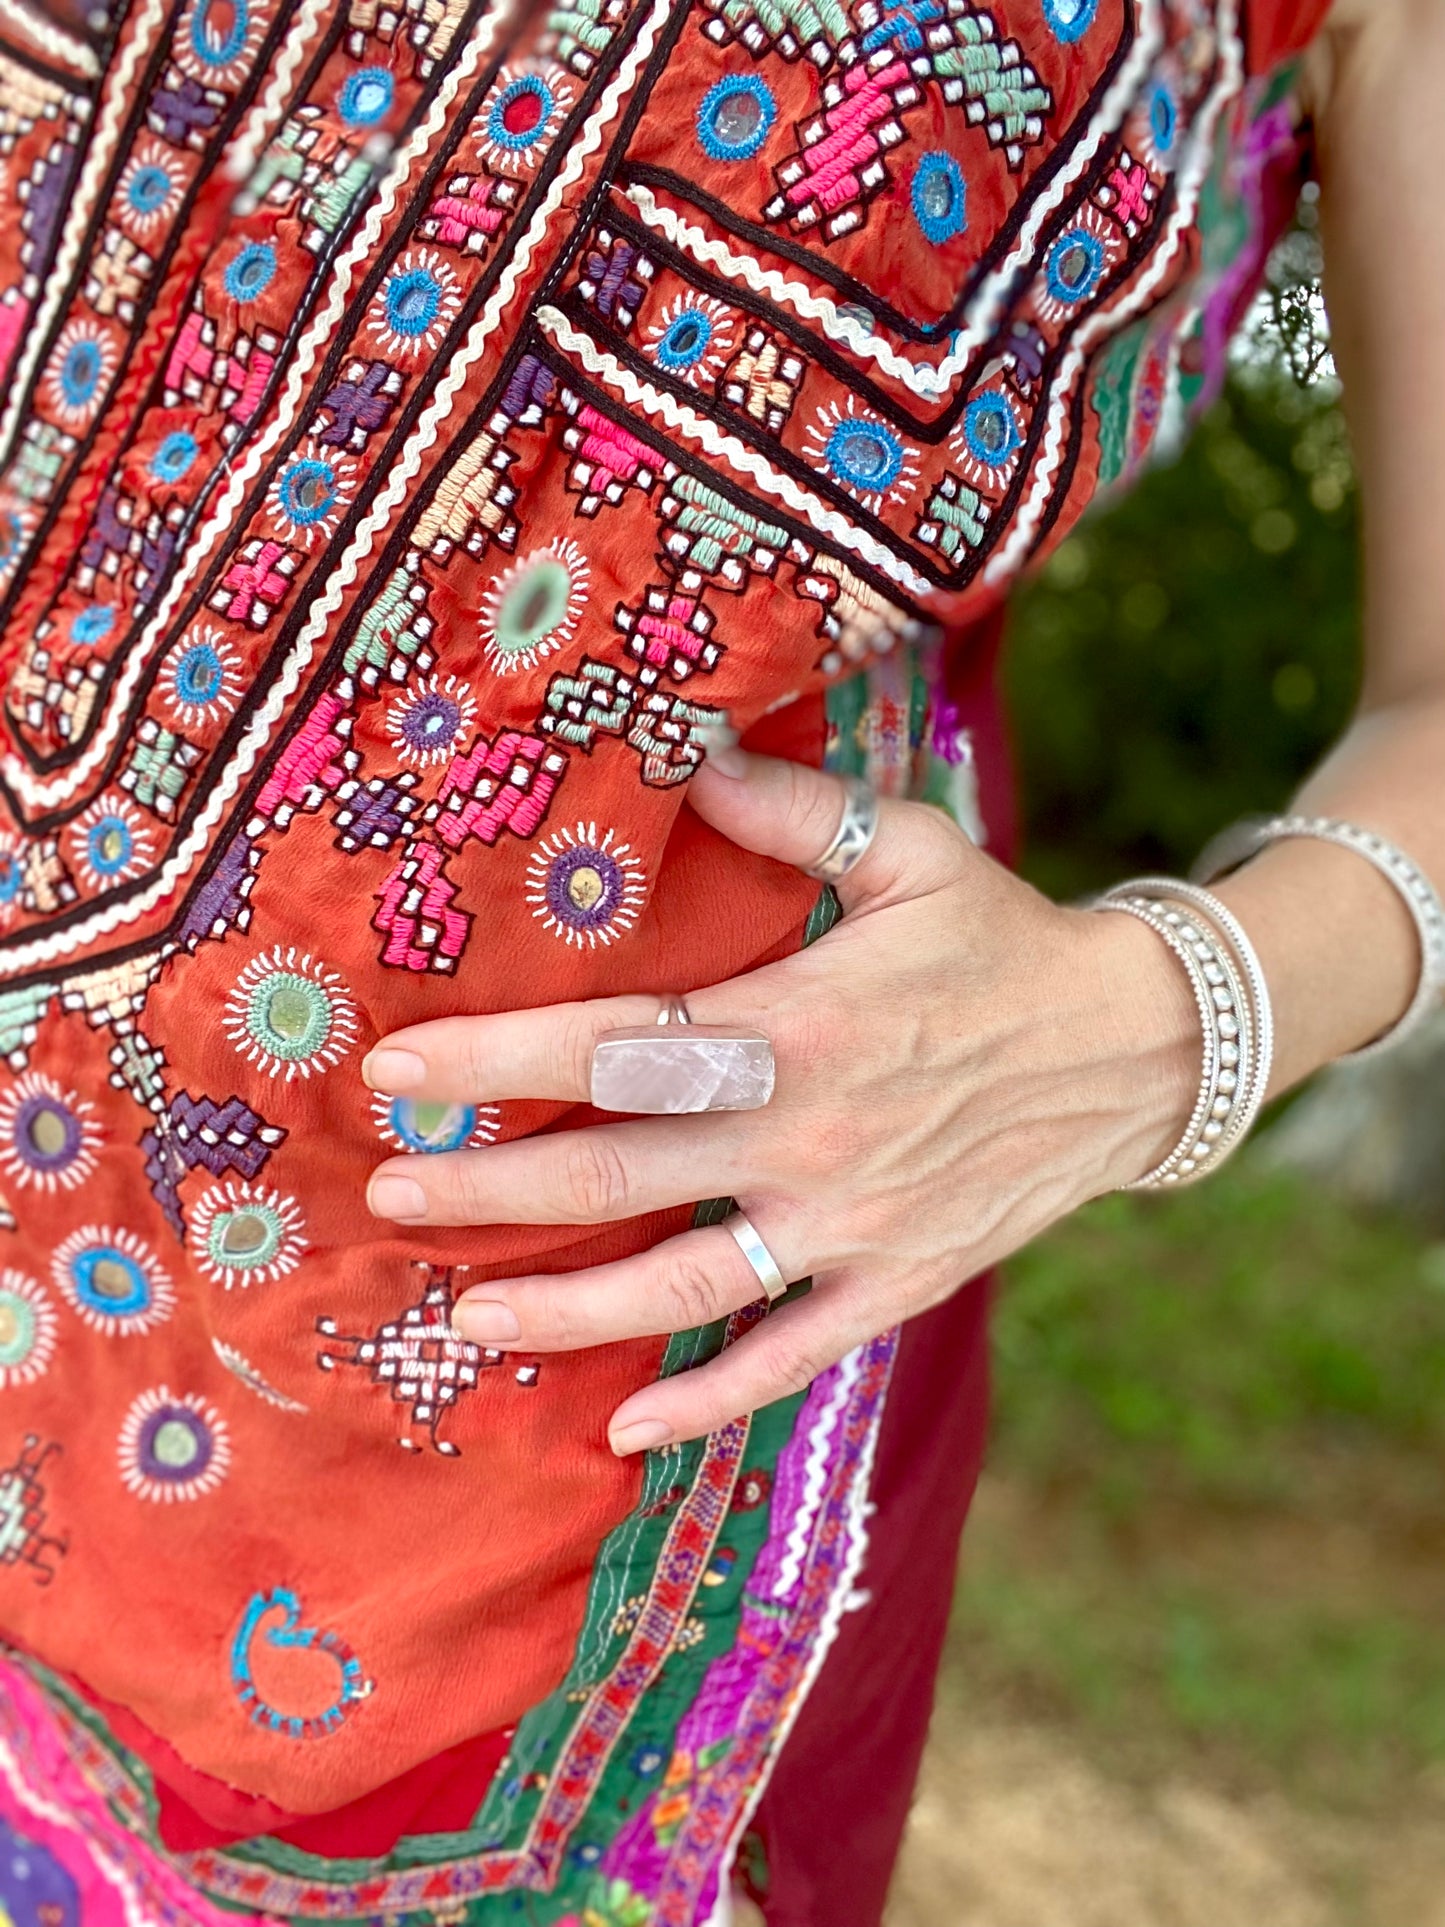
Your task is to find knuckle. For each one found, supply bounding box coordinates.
[560,1134,632,1220]
[766,1334,827,1400]
[779,998,829,1067]
[531,1288,582,1349]
[549,1004,599,1096]
[658,1249,722,1330]
[457,1024,495,1095]
[440,1155,490,1222]
[809,1109,867,1169]
[784,762,846,853]
[905,801,972,878]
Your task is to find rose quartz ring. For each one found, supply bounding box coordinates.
[589,998,775,1115]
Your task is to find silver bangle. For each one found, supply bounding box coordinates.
[1091,895,1226,1188]
[1197,815,1445,1059]
[1117,879,1275,1153]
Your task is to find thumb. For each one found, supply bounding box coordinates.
[685,747,964,909]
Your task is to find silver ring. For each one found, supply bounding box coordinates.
[725,1210,788,1304]
[806,776,879,883]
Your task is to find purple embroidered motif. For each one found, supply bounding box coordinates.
[142,1093,285,1236]
[500,353,554,421]
[176,834,259,946]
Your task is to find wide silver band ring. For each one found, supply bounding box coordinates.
[806,776,879,884]
[725,1210,789,1304]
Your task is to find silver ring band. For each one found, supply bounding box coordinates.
[656,997,692,1026]
[806,776,879,883]
[724,1210,788,1304]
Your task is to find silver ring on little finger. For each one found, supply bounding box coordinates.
[589,995,776,1115]
[806,776,880,883]
[724,1209,789,1304]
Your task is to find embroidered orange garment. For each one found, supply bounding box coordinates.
[0,0,1328,1916]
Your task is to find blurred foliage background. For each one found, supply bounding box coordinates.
[893,215,1445,1926]
[1005,191,1360,901]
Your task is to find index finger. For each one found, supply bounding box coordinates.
[362,992,673,1104]
[361,969,788,1104]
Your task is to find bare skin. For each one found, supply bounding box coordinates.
[364,0,1445,1456]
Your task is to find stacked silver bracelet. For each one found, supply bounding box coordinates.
[1094,815,1445,1191]
[1094,880,1274,1190]
[1196,815,1445,1059]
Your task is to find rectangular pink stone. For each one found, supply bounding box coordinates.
[589,1026,775,1114]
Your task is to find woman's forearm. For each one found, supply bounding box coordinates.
[1211,697,1445,1095]
[1191,0,1445,1099]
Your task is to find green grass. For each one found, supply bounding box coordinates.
[944,1162,1445,1810]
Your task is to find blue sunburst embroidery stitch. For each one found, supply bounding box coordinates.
[1042,0,1099,42]
[338,65,394,127]
[696,75,776,161]
[150,431,199,482]
[225,241,277,303]
[911,153,968,244]
[1044,225,1107,306]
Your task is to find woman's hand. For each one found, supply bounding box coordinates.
[362,752,1198,1453]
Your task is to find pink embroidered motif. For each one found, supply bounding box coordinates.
[430,731,567,848]
[373,839,471,971]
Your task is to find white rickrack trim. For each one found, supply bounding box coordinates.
[0,0,671,974]
[986,0,1245,582]
[625,0,1164,402]
[0,0,99,74]
[536,305,933,597]
[226,0,332,183]
[3,0,514,816]
[0,0,160,472]
[711,1341,895,1924]
[771,1346,855,1600]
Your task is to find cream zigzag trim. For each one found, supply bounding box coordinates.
[624,0,1164,402]
[2,0,513,816]
[0,0,666,974]
[226,0,331,183]
[0,0,163,472]
[986,0,1245,582]
[0,0,99,75]
[770,1346,857,1600]
[536,306,933,597]
[625,186,939,393]
[711,1340,894,1925]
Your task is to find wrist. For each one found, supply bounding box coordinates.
[1062,902,1205,1186]
[1210,837,1419,1093]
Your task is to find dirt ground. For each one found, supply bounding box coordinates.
[886,1719,1445,1927]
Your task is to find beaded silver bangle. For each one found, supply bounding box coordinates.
[1091,895,1227,1189]
[1094,876,1276,1188]
[1116,878,1275,1154]
[1196,815,1445,1060]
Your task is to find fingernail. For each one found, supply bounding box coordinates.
[452,1299,521,1344]
[698,723,748,780]
[368,1173,428,1220]
[609,1417,673,1456]
[363,1048,426,1093]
